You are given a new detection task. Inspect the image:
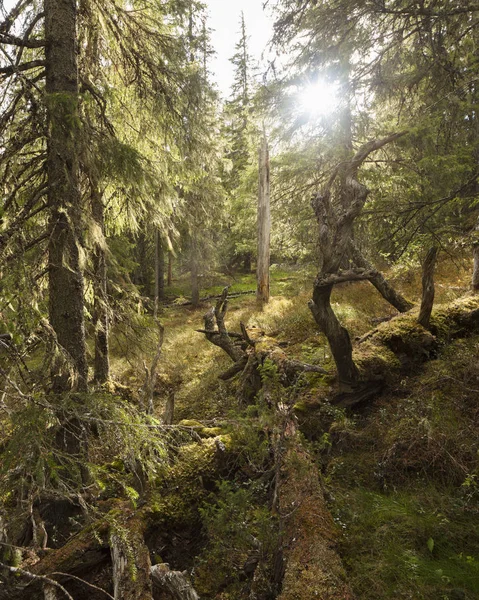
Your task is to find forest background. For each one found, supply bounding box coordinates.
[1,1,479,599]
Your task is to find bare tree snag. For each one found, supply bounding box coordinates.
[150,564,199,600]
[45,0,88,393]
[257,133,271,304]
[199,288,328,402]
[349,243,413,312]
[110,515,152,600]
[418,247,438,328]
[473,217,479,292]
[310,132,407,390]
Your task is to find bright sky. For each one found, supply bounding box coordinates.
[204,0,273,97]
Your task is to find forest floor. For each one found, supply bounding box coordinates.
[1,258,478,600]
[107,256,479,599]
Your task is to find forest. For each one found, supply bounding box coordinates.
[0,0,479,598]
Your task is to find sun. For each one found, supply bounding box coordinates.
[299,80,340,117]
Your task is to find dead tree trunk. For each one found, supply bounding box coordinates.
[310,132,407,390]
[418,247,438,328]
[46,0,88,392]
[309,284,359,388]
[150,564,199,600]
[199,288,327,402]
[110,516,152,600]
[257,134,271,304]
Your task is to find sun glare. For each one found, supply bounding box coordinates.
[299,80,340,117]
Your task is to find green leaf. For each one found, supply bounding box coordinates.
[427,537,434,553]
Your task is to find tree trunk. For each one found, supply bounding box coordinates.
[350,243,413,312]
[418,247,438,328]
[190,233,200,307]
[167,251,173,287]
[91,183,110,384]
[309,284,359,389]
[156,233,165,302]
[257,134,271,304]
[45,0,88,392]
[473,218,479,292]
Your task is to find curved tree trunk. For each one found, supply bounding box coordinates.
[309,284,359,389]
[45,0,88,392]
[418,247,438,328]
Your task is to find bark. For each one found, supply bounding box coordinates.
[167,252,173,287]
[474,244,479,292]
[150,564,199,600]
[154,231,165,318]
[473,218,479,292]
[190,233,200,307]
[91,182,110,384]
[349,243,413,312]
[45,0,88,392]
[202,288,245,362]
[257,134,271,303]
[309,284,359,388]
[418,247,438,328]
[310,133,407,388]
[110,526,152,600]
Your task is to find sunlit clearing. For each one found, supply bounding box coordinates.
[299,80,340,117]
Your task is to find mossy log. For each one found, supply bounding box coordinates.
[342,295,479,408]
[277,443,355,600]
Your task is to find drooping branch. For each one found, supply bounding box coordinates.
[349,242,413,313]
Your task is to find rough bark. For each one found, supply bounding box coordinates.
[310,133,407,389]
[257,134,271,304]
[45,0,88,392]
[190,233,200,307]
[150,564,199,600]
[349,243,413,312]
[91,182,110,384]
[167,252,173,287]
[110,525,152,600]
[473,218,479,292]
[309,285,359,388]
[418,247,438,328]
[154,231,165,318]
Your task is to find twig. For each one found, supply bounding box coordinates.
[0,562,74,600]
